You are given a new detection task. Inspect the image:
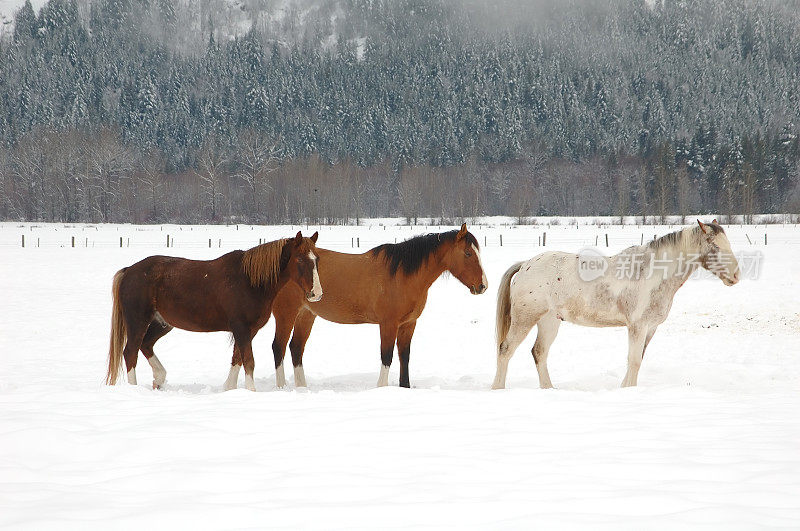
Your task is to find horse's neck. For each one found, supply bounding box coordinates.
[413,245,450,291]
[640,230,699,295]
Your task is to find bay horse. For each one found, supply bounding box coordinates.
[271,224,487,389]
[105,232,322,391]
[492,220,740,390]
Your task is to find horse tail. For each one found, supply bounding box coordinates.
[105,268,127,385]
[496,261,524,349]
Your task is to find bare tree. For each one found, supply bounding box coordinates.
[138,148,166,222]
[233,129,280,221]
[0,146,12,219]
[12,130,46,220]
[398,167,423,224]
[86,128,133,222]
[195,139,227,221]
[676,165,690,224]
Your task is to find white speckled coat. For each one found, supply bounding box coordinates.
[492,222,740,389]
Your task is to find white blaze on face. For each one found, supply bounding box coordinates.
[473,244,488,291]
[307,251,323,301]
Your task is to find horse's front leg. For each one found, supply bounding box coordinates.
[621,325,648,387]
[271,315,295,389]
[377,322,399,387]
[397,321,417,388]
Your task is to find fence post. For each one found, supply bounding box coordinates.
[209,238,212,248]
[605,234,609,247]
[595,235,598,246]
[640,234,644,245]
[120,237,123,248]
[357,237,360,248]
[72,236,75,248]
[500,234,503,247]
[21,234,24,247]
[166,234,170,248]
[765,233,767,245]
[543,232,546,246]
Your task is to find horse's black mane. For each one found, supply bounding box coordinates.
[371,229,479,276]
[648,222,724,251]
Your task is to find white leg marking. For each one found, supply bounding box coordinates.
[275,362,286,388]
[127,368,137,385]
[294,365,307,387]
[224,364,241,391]
[244,373,256,392]
[148,355,167,389]
[377,365,390,387]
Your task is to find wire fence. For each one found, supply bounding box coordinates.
[1,221,798,251]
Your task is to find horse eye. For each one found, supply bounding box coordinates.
[465,251,472,257]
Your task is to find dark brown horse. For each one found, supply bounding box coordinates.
[271,224,487,388]
[105,232,322,391]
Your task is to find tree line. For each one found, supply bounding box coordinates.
[0,0,798,223]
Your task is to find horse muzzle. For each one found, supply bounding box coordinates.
[470,283,487,295]
[720,270,740,286]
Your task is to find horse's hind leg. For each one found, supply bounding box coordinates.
[140,316,173,389]
[224,344,242,391]
[492,310,541,390]
[122,320,149,386]
[289,311,316,388]
[233,332,257,391]
[531,311,560,389]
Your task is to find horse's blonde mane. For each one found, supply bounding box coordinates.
[647,225,708,255]
[242,239,288,288]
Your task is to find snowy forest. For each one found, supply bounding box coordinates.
[0,0,799,224]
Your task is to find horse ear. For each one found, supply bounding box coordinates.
[310,231,319,244]
[712,218,718,224]
[457,223,467,239]
[294,231,303,245]
[697,219,708,234]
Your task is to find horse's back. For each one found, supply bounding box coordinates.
[509,251,629,327]
[274,246,425,325]
[119,251,259,332]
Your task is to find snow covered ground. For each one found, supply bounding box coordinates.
[1,219,799,529]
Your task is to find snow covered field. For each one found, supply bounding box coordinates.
[1,219,799,529]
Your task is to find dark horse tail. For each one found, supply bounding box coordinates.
[106,268,127,385]
[496,261,524,350]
